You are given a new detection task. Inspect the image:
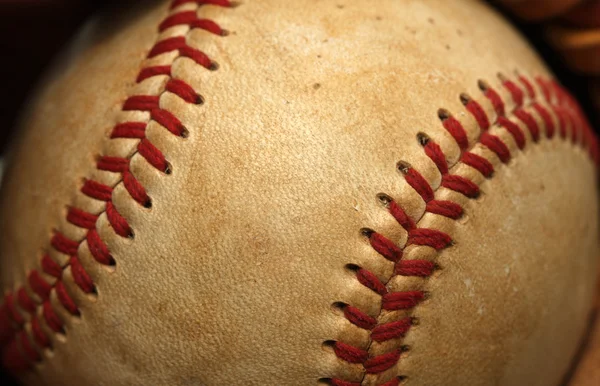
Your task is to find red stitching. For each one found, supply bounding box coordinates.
[0,0,230,372]
[461,151,494,177]
[41,254,63,278]
[111,122,147,139]
[166,79,203,104]
[55,281,79,316]
[67,207,99,229]
[19,331,39,363]
[465,100,490,130]
[331,75,598,385]
[484,86,505,117]
[440,114,469,151]
[137,65,171,83]
[27,271,52,301]
[160,11,226,35]
[16,288,36,314]
[514,108,540,142]
[503,79,524,108]
[518,75,535,99]
[497,116,526,149]
[30,317,50,349]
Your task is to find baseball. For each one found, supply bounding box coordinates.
[0,0,598,385]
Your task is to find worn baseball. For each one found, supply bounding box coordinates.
[0,0,598,385]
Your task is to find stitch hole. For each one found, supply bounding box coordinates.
[195,94,206,106]
[321,340,337,352]
[400,345,411,352]
[330,302,347,315]
[180,127,190,138]
[478,80,490,92]
[220,29,230,37]
[396,161,411,175]
[459,93,471,106]
[497,72,508,82]
[359,227,374,238]
[410,316,420,326]
[164,162,173,175]
[143,198,153,209]
[344,263,361,273]
[397,376,408,384]
[437,108,451,121]
[209,61,220,71]
[376,193,392,207]
[416,132,430,146]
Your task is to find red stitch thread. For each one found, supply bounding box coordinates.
[111,122,147,139]
[42,302,63,333]
[395,260,436,277]
[503,80,524,108]
[19,331,40,363]
[87,230,114,266]
[333,341,368,364]
[518,75,535,99]
[5,295,24,326]
[514,109,540,142]
[137,65,171,83]
[16,289,36,314]
[426,200,463,219]
[440,115,469,151]
[480,132,511,163]
[371,318,412,342]
[138,138,169,172]
[106,202,133,238]
[404,168,434,202]
[160,11,225,35]
[81,180,113,202]
[484,86,505,117]
[441,175,480,198]
[28,271,52,301]
[356,268,387,296]
[55,281,79,316]
[408,228,452,250]
[166,79,203,104]
[423,142,448,175]
[461,152,494,177]
[367,232,402,262]
[343,305,377,330]
[465,100,490,131]
[30,317,50,348]
[536,76,552,102]
[123,171,150,206]
[382,291,425,311]
[41,255,63,278]
[67,208,98,230]
[331,76,599,385]
[497,116,526,149]
[151,108,187,136]
[51,232,79,256]
[364,350,401,373]
[123,95,160,112]
[70,257,95,294]
[388,201,416,231]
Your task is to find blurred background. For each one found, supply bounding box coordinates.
[0,0,598,384]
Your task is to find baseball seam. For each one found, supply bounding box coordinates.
[325,75,599,386]
[0,0,232,374]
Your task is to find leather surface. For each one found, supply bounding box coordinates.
[0,0,598,385]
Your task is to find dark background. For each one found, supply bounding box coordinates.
[0,0,597,384]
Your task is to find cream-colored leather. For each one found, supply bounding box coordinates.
[0,0,597,385]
